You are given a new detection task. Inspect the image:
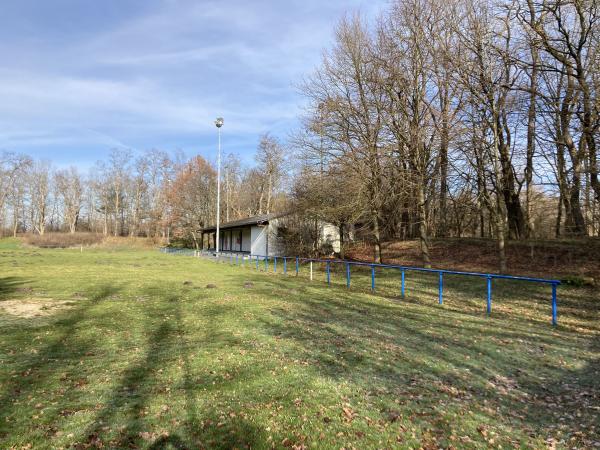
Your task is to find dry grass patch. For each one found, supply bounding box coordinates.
[21,232,104,248]
[0,298,76,318]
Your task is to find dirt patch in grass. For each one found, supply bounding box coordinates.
[0,299,76,318]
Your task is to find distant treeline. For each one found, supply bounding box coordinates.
[2,0,599,273]
[0,134,287,248]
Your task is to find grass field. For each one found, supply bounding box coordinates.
[0,239,599,449]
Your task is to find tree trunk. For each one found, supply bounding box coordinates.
[266,173,272,214]
[493,204,507,273]
[338,222,345,259]
[438,99,449,238]
[417,183,431,268]
[555,193,562,238]
[525,43,538,237]
[371,209,382,263]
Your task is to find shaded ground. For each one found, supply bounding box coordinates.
[347,237,600,280]
[0,238,598,449]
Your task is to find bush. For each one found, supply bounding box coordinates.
[100,236,163,249]
[560,275,596,287]
[22,232,104,248]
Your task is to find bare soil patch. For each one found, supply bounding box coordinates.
[0,298,76,318]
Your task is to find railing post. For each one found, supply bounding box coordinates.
[401,269,405,298]
[486,276,492,315]
[346,263,351,288]
[438,271,443,305]
[161,249,561,327]
[371,265,375,291]
[552,282,558,326]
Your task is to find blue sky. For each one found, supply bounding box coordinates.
[0,0,383,170]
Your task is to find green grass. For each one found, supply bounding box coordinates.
[0,241,598,449]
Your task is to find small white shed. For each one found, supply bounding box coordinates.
[200,213,340,257]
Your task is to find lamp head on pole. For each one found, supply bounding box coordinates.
[215,117,224,128]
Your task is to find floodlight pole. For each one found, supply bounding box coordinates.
[215,117,224,254]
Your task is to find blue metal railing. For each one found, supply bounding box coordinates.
[160,248,561,326]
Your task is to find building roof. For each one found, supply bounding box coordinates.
[201,212,283,232]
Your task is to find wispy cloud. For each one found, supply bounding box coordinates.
[0,0,384,168]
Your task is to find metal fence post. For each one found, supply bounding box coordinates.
[487,276,492,315]
[552,282,558,326]
[346,263,351,288]
[438,272,443,305]
[371,265,375,291]
[401,269,405,298]
[162,248,561,327]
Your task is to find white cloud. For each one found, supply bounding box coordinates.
[0,0,385,163]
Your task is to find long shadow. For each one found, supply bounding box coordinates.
[252,262,599,332]
[77,287,267,449]
[516,333,600,448]
[0,276,27,300]
[0,284,119,441]
[244,274,600,447]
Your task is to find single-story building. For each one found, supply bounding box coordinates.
[200,212,340,257]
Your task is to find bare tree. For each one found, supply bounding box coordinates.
[29,161,52,235]
[55,167,83,233]
[108,149,132,236]
[255,134,286,215]
[301,15,387,262]
[0,152,31,236]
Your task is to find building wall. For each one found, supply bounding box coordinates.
[251,225,267,256]
[267,219,284,257]
[221,230,229,251]
[320,222,341,253]
[233,229,242,251]
[241,228,251,252]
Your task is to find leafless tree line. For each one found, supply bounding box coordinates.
[0,134,287,245]
[294,0,600,271]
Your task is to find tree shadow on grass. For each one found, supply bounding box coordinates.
[246,275,600,447]
[266,264,599,332]
[0,284,120,442]
[76,289,268,450]
[0,276,28,300]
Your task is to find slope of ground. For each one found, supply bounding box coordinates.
[0,238,598,449]
[347,238,600,281]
